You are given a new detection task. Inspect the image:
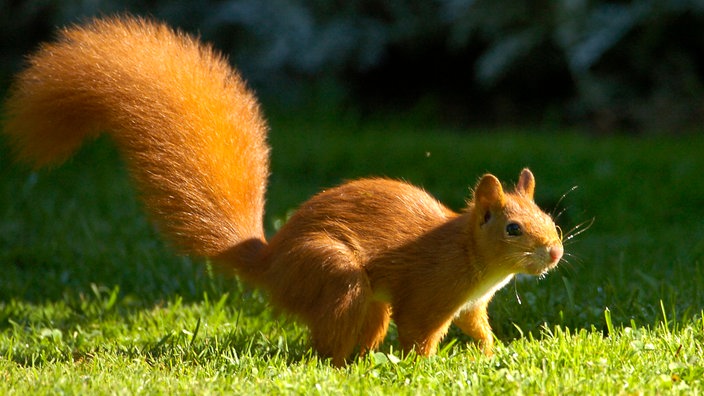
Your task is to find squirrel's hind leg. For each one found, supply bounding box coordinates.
[265,235,386,366]
[283,241,375,366]
[307,275,374,367]
[357,301,391,356]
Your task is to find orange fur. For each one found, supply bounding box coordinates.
[3,16,269,261]
[2,16,564,367]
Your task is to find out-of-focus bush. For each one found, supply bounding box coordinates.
[438,0,704,131]
[2,0,704,132]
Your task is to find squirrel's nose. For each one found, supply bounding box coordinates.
[549,244,564,263]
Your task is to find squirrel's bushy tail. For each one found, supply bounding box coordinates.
[3,16,269,262]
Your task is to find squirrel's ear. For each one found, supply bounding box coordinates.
[516,168,535,199]
[474,174,505,210]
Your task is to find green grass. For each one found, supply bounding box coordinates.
[1,111,704,394]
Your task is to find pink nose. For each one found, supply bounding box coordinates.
[549,245,564,262]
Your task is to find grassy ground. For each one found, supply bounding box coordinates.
[1,111,703,394]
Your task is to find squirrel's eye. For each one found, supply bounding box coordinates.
[506,222,522,236]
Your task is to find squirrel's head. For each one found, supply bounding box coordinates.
[470,168,563,276]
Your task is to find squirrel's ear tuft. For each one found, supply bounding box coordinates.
[516,168,535,199]
[474,174,505,210]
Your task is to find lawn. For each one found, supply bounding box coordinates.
[1,111,703,394]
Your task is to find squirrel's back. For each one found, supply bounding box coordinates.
[3,16,269,259]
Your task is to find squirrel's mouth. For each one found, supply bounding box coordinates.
[524,244,563,276]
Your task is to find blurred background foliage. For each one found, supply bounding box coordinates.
[2,0,704,133]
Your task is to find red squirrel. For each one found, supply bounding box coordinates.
[2,16,564,366]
